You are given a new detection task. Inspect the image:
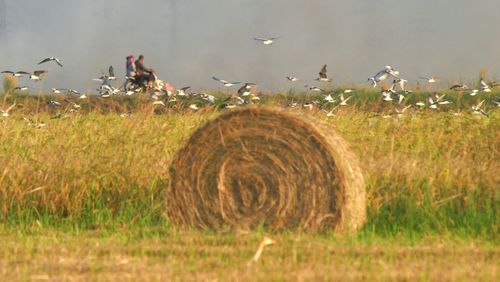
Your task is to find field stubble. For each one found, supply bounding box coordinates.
[0,92,498,280]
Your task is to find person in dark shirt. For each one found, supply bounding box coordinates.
[134,55,155,87]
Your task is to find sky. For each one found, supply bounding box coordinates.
[1,0,499,92]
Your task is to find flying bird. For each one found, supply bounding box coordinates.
[38,57,63,67]
[48,100,62,107]
[322,105,340,117]
[14,71,31,77]
[323,94,335,103]
[395,105,412,117]
[472,100,488,117]
[450,84,468,90]
[177,86,191,97]
[29,70,48,81]
[254,37,279,45]
[286,76,299,82]
[1,71,15,76]
[51,88,64,94]
[339,93,352,106]
[212,76,241,87]
[201,93,216,104]
[419,76,439,84]
[306,85,323,92]
[1,103,16,117]
[238,83,256,96]
[316,64,332,82]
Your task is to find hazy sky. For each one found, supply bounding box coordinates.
[1,0,499,92]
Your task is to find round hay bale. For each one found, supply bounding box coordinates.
[166,107,366,233]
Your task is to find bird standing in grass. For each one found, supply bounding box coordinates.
[249,237,276,264]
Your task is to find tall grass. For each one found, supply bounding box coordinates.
[0,93,498,240]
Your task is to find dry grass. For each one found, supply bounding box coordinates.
[0,231,497,281]
[0,93,498,280]
[0,97,497,237]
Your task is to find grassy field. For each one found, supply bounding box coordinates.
[0,91,499,280]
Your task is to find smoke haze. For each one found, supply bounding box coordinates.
[1,0,499,92]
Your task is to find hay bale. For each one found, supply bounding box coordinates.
[166,107,366,233]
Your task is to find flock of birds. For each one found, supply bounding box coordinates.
[1,38,500,121]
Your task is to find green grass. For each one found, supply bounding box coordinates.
[0,92,498,280]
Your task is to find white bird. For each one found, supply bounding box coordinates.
[368,70,389,88]
[65,100,81,109]
[323,94,335,103]
[28,70,48,81]
[397,94,405,104]
[316,64,332,82]
[395,105,411,117]
[212,76,241,87]
[343,89,353,94]
[303,103,314,110]
[250,95,261,101]
[67,89,80,95]
[51,88,64,94]
[416,101,426,107]
[394,78,408,92]
[250,237,276,263]
[23,117,46,128]
[49,100,61,107]
[428,97,438,109]
[419,76,439,84]
[153,101,166,107]
[469,89,480,96]
[381,89,393,101]
[38,57,63,67]
[238,83,255,96]
[472,100,488,117]
[438,100,453,105]
[29,75,41,81]
[322,105,340,117]
[479,79,499,93]
[450,84,468,91]
[286,76,299,82]
[254,37,279,45]
[189,104,199,111]
[221,104,238,109]
[201,94,216,104]
[177,86,190,97]
[1,103,16,117]
[434,94,446,103]
[339,93,352,106]
[480,79,491,92]
[306,85,323,92]
[14,86,29,91]
[13,71,31,77]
